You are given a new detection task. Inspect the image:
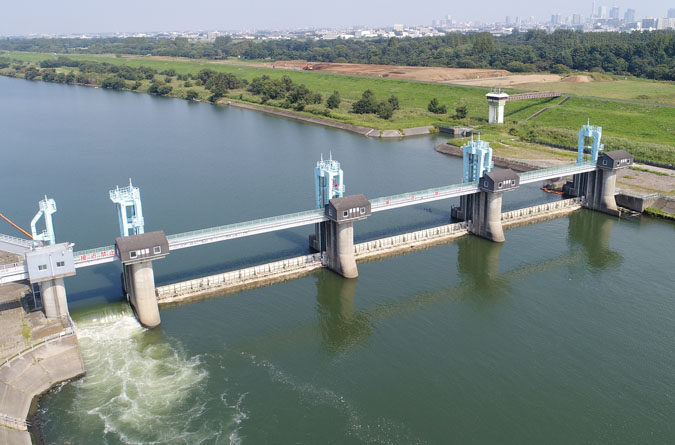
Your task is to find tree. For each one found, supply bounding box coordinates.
[388,95,400,110]
[101,76,126,90]
[428,98,447,114]
[454,105,468,119]
[352,89,379,114]
[377,101,394,119]
[24,67,39,80]
[326,90,341,109]
[185,90,199,100]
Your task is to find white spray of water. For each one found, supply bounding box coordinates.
[49,312,247,444]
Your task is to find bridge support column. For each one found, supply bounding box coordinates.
[323,195,371,279]
[468,169,520,243]
[116,231,169,329]
[469,191,505,243]
[325,220,358,278]
[40,277,69,318]
[566,150,633,216]
[124,261,160,328]
[25,243,76,319]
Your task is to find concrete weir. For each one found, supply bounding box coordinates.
[155,199,583,304]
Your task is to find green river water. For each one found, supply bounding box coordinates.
[1,76,674,444]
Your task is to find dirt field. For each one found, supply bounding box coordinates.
[264,60,510,82]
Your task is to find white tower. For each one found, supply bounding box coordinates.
[486,91,509,124]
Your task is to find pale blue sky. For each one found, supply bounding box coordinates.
[0,0,671,35]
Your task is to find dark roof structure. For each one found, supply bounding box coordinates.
[484,169,519,183]
[602,150,633,161]
[329,194,370,212]
[115,231,169,264]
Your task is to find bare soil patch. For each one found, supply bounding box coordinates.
[562,75,592,83]
[447,74,563,87]
[265,60,509,82]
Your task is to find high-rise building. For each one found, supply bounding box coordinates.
[551,14,562,25]
[642,18,657,28]
[668,8,675,18]
[624,9,636,22]
[598,6,609,19]
[609,7,620,19]
[506,16,512,25]
[572,14,583,25]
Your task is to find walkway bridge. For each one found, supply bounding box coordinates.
[0,161,597,285]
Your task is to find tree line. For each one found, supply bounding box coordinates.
[1,30,674,80]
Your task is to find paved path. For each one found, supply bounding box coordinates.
[0,335,84,444]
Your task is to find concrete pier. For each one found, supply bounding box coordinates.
[40,278,68,319]
[323,195,371,279]
[325,220,359,278]
[565,150,634,216]
[126,262,161,328]
[116,231,169,328]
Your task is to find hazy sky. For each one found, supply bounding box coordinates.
[1,0,672,35]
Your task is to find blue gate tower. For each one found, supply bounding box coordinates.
[311,153,345,252]
[577,120,604,163]
[109,179,145,238]
[30,196,57,247]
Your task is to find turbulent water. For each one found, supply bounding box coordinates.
[2,77,673,444]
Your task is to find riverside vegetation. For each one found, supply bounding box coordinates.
[1,52,673,165]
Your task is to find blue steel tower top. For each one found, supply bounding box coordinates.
[314,153,344,209]
[577,120,603,163]
[30,196,57,247]
[462,135,493,183]
[110,179,145,238]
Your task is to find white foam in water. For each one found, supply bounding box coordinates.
[61,313,242,444]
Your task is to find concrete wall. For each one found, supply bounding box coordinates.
[154,200,583,303]
[502,197,583,226]
[156,253,323,303]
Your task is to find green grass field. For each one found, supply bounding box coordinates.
[2,51,673,163]
[512,77,675,105]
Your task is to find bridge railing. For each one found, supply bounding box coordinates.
[167,208,326,244]
[73,245,116,263]
[518,161,596,184]
[0,233,33,248]
[371,181,479,210]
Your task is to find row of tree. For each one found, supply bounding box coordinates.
[2,30,674,79]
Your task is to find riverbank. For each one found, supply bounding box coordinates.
[155,199,582,305]
[0,260,85,445]
[226,100,434,138]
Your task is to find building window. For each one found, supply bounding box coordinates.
[130,251,137,258]
[56,261,65,268]
[511,180,516,186]
[484,181,488,187]
[602,160,607,165]
[360,207,365,215]
[38,264,48,271]
[343,211,348,217]
[153,246,161,254]
[498,182,503,189]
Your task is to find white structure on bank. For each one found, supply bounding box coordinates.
[486,91,509,124]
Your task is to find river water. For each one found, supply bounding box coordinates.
[1,76,674,443]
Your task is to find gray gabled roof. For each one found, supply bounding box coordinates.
[329,194,370,212]
[484,169,519,183]
[602,150,633,161]
[115,231,168,255]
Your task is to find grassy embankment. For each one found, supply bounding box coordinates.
[509,76,675,106]
[2,51,674,164]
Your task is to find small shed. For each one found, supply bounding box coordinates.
[479,169,520,193]
[25,242,76,283]
[326,194,371,222]
[598,150,633,169]
[115,231,169,265]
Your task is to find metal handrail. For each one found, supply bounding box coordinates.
[1,316,76,369]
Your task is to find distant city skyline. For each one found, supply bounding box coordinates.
[0,0,672,35]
